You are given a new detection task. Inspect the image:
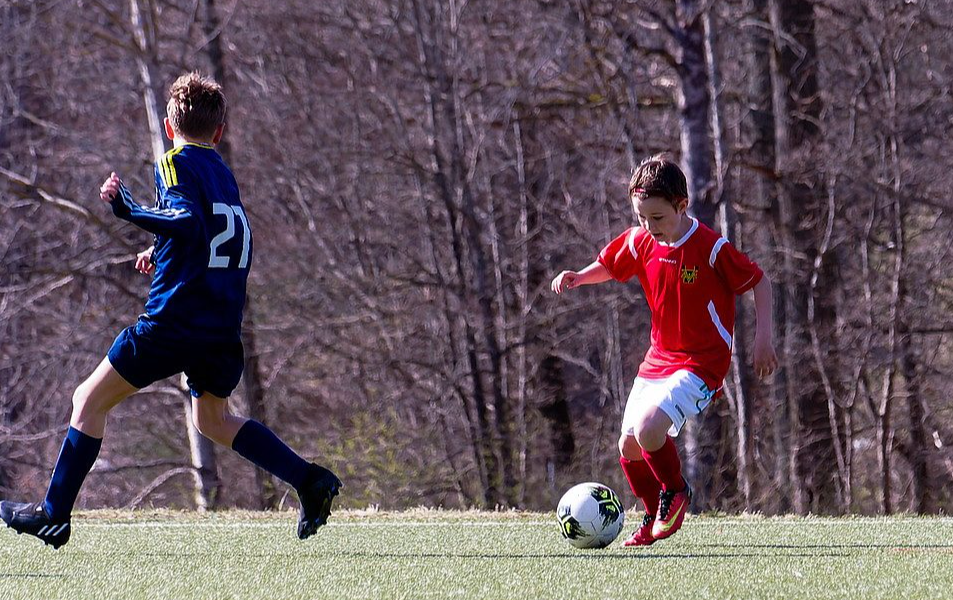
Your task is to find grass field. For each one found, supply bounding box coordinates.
[1,510,951,600]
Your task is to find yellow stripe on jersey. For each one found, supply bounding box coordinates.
[160,146,186,188]
[166,154,176,187]
[168,146,185,187]
[158,154,171,188]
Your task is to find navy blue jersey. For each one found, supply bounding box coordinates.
[110,143,252,343]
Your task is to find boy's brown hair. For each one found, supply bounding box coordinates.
[628,153,688,207]
[166,72,227,140]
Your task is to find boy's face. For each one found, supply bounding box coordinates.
[632,195,689,243]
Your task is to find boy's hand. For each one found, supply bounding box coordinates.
[135,246,155,275]
[100,172,121,203]
[551,271,580,294]
[753,332,779,379]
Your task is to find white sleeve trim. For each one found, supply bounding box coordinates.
[626,228,639,261]
[707,300,733,349]
[709,237,728,267]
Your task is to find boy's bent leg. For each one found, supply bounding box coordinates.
[645,437,691,539]
[71,357,139,437]
[51,358,136,519]
[634,407,682,488]
[633,372,710,540]
[631,405,691,540]
[618,435,661,515]
[618,435,661,547]
[638,428,691,540]
[193,393,310,486]
[632,404,674,454]
[2,358,137,549]
[193,393,342,539]
[190,392,247,447]
[620,379,664,513]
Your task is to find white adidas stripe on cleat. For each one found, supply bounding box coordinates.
[36,523,67,537]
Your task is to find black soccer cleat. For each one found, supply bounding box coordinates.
[0,501,71,549]
[296,464,342,540]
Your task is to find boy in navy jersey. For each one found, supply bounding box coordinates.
[1,73,340,549]
[552,154,777,546]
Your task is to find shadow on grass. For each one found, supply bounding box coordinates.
[120,549,848,560]
[123,543,950,561]
[328,551,851,560]
[692,543,953,550]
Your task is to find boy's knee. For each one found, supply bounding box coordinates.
[71,384,98,416]
[634,424,666,453]
[618,434,642,460]
[192,404,225,441]
[630,406,671,452]
[192,410,213,437]
[71,387,85,413]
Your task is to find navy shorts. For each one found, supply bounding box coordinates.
[107,322,244,398]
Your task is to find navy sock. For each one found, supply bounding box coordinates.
[231,420,310,490]
[44,426,103,519]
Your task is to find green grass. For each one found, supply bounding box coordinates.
[1,510,951,600]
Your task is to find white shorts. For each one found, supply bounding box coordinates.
[621,370,716,438]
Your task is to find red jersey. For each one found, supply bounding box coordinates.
[597,218,763,390]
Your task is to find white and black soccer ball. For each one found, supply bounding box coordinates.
[556,482,625,549]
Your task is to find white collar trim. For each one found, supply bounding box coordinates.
[657,217,698,248]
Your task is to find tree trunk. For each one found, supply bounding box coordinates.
[742,0,787,513]
[180,380,222,511]
[238,315,279,508]
[198,0,278,510]
[411,9,502,504]
[705,5,754,512]
[673,0,720,511]
[900,331,931,513]
[409,0,519,505]
[768,0,838,514]
[410,164,490,506]
[128,0,165,162]
[129,0,221,509]
[880,17,931,514]
[513,118,575,497]
[676,1,716,224]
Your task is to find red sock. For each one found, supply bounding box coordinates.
[641,436,686,492]
[619,455,661,514]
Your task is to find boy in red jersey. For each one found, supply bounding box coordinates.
[552,154,777,546]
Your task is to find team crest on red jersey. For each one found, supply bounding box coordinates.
[680,265,698,284]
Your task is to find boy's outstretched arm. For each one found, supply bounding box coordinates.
[100,172,199,238]
[751,276,779,379]
[551,261,612,294]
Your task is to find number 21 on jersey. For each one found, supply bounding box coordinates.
[208,202,251,269]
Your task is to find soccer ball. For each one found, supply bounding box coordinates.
[556,482,625,549]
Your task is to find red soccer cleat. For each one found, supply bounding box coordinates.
[652,484,692,540]
[622,513,656,547]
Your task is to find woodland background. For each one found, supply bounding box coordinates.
[1,0,951,515]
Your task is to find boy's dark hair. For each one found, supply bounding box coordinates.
[628,153,688,207]
[166,72,226,140]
